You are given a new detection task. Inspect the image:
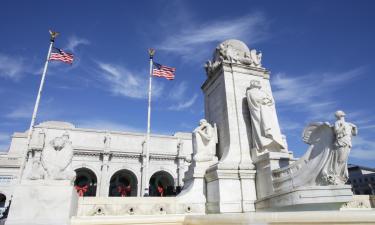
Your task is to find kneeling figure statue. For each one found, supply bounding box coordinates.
[192,119,218,162]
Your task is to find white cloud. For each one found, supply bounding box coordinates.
[5,104,32,119]
[97,62,164,99]
[351,136,375,160]
[272,67,365,119]
[158,13,269,60]
[168,81,188,101]
[65,36,90,52]
[279,119,302,132]
[4,98,59,121]
[168,94,198,111]
[75,119,143,133]
[0,53,27,81]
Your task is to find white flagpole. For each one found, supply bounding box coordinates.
[144,48,155,196]
[18,30,58,181]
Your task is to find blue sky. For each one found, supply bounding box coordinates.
[0,0,374,167]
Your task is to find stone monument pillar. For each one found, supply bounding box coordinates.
[203,39,278,213]
[6,131,78,225]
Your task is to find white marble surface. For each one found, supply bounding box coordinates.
[71,211,375,225]
[203,40,271,213]
[6,180,78,225]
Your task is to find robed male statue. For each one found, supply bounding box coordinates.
[246,80,286,154]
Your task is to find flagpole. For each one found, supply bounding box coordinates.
[143,48,155,196]
[18,30,59,181]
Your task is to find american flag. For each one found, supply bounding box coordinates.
[49,47,74,64]
[152,62,175,80]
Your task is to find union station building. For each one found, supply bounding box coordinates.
[0,121,193,208]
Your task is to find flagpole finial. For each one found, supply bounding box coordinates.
[148,48,155,59]
[49,29,60,42]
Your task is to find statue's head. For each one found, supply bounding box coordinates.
[62,131,70,141]
[335,110,346,119]
[199,119,207,126]
[52,137,65,151]
[249,80,261,89]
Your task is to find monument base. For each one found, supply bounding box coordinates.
[6,180,78,225]
[177,161,216,214]
[70,211,375,225]
[255,185,353,211]
[205,164,256,214]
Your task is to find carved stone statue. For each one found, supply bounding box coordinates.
[40,132,76,181]
[272,111,358,190]
[192,119,218,162]
[320,110,358,184]
[246,80,286,154]
[204,39,264,76]
[27,156,45,180]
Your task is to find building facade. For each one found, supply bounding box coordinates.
[347,164,375,195]
[0,121,193,209]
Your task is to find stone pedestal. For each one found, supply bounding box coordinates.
[253,151,294,199]
[253,149,353,211]
[6,180,78,225]
[256,185,353,211]
[205,165,256,213]
[177,161,216,214]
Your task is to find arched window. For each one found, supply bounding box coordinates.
[74,168,97,197]
[109,169,138,197]
[149,171,176,197]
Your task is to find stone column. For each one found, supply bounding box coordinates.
[203,40,271,213]
[99,153,110,197]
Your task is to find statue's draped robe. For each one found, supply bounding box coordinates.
[246,87,285,152]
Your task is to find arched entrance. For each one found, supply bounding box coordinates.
[74,168,97,197]
[149,171,175,196]
[109,169,138,197]
[0,194,5,208]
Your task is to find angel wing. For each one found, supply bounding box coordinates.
[302,122,331,144]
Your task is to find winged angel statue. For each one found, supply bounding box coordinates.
[272,111,357,189]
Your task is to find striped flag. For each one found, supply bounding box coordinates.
[152,62,175,80]
[49,47,74,64]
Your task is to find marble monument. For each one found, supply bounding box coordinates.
[1,39,372,225]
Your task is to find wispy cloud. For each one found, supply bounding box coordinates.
[168,94,198,111]
[65,36,90,52]
[5,104,32,119]
[158,13,269,61]
[97,62,164,99]
[168,81,188,101]
[75,119,143,133]
[0,53,29,81]
[4,98,59,121]
[351,136,375,160]
[272,67,366,119]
